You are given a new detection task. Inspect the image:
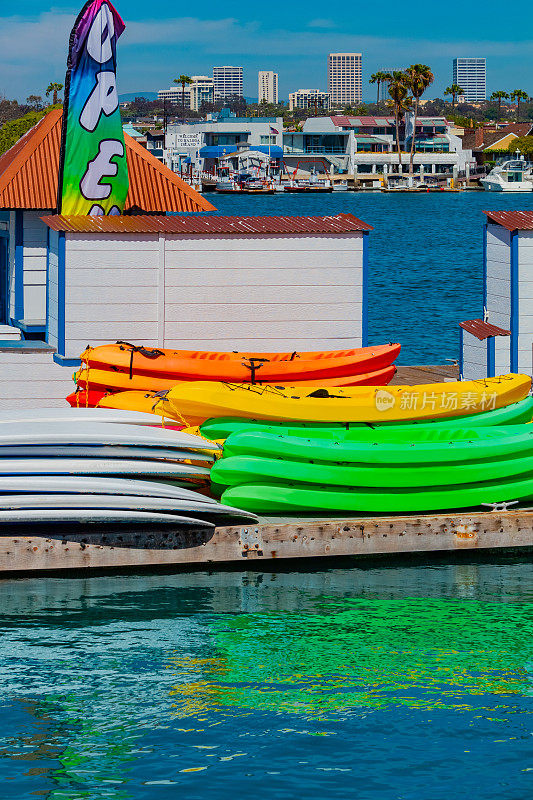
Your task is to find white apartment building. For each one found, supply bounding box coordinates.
[328,53,363,105]
[158,76,214,111]
[289,89,331,112]
[258,71,279,104]
[213,66,244,100]
[452,58,486,102]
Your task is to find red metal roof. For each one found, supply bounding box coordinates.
[0,109,215,213]
[41,212,373,235]
[459,319,511,340]
[483,211,533,231]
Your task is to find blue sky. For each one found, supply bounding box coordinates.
[0,1,531,102]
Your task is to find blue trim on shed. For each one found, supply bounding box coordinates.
[362,231,369,347]
[57,231,66,357]
[487,336,495,378]
[0,233,8,325]
[482,223,487,318]
[458,325,463,379]
[510,230,519,372]
[53,354,81,368]
[13,210,24,321]
[45,226,50,343]
[12,320,46,333]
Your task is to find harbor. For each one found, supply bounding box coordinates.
[0,1,532,797]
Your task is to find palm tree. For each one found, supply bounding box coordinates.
[387,71,412,172]
[490,91,510,120]
[403,64,434,174]
[174,75,193,118]
[510,90,529,122]
[46,82,63,105]
[369,71,389,106]
[444,84,463,111]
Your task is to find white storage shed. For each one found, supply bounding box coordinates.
[460,210,533,379]
[42,213,372,364]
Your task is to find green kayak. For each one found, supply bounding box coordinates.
[212,452,533,490]
[221,477,533,515]
[222,425,533,466]
[200,397,533,440]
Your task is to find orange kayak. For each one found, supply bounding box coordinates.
[81,342,401,382]
[75,364,397,393]
[66,388,109,408]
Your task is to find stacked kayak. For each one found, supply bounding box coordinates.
[166,374,531,427]
[70,341,401,401]
[0,408,257,527]
[200,395,533,440]
[212,424,533,515]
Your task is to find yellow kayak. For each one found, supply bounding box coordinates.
[166,374,532,425]
[98,390,177,420]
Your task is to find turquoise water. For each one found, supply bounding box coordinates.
[211,192,533,365]
[0,560,531,798]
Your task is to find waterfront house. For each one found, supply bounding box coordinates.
[165,110,284,173]
[461,123,533,168]
[460,211,533,379]
[283,114,473,176]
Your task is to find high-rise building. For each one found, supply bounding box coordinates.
[213,66,244,100]
[327,53,363,105]
[288,89,330,112]
[452,58,486,102]
[158,76,214,112]
[258,71,279,104]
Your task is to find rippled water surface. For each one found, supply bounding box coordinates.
[212,191,533,364]
[0,561,531,799]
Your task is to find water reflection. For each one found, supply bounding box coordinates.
[0,559,530,799]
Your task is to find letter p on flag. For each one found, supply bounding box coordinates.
[58,1,128,216]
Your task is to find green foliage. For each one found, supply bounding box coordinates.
[0,108,50,155]
[449,114,479,128]
[504,135,533,156]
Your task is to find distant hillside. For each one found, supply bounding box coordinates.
[119,92,158,101]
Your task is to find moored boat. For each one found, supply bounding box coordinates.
[480,159,533,192]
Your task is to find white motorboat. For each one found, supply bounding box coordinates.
[481,160,533,192]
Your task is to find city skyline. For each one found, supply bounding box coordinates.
[0,1,531,101]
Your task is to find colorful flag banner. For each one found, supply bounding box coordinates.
[57,0,129,216]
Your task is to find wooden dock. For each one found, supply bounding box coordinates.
[392,363,459,385]
[1,510,531,574]
[0,362,528,576]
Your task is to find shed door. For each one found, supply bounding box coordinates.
[0,237,7,324]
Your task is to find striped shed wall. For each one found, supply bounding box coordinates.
[42,214,371,360]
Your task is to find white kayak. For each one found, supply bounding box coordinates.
[0,422,219,451]
[0,446,215,463]
[0,408,165,427]
[0,509,215,526]
[0,459,210,478]
[0,476,217,501]
[0,494,258,521]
